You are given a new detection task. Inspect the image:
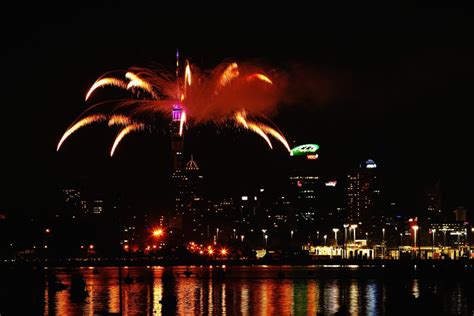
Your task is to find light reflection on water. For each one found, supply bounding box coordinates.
[2,265,471,315]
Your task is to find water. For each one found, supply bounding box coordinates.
[1,265,472,315]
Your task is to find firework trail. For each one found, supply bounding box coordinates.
[218,62,239,89]
[234,110,290,151]
[185,61,192,87]
[125,72,158,99]
[56,114,107,151]
[110,123,144,157]
[108,114,131,127]
[86,78,127,101]
[58,57,290,155]
[179,111,187,136]
[246,73,273,85]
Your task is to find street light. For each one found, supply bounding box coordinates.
[264,234,268,248]
[350,224,358,241]
[262,229,267,245]
[431,229,436,257]
[442,228,447,246]
[233,228,236,239]
[240,235,245,243]
[343,224,349,243]
[323,234,327,246]
[382,228,385,244]
[400,233,403,246]
[332,228,339,246]
[291,230,294,240]
[412,225,419,255]
[216,228,220,243]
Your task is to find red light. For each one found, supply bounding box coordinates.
[306,154,318,160]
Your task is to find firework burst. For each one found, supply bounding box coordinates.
[57,55,290,156]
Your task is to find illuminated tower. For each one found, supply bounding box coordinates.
[347,159,380,231]
[170,105,184,173]
[171,49,185,173]
[169,50,186,230]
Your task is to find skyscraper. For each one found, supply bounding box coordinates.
[424,179,443,222]
[169,154,205,238]
[347,159,380,233]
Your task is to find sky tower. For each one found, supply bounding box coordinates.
[169,50,186,230]
[170,49,184,173]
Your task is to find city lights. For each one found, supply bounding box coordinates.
[153,229,164,237]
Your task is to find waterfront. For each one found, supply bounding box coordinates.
[1,265,472,315]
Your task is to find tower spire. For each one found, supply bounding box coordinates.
[176,49,179,79]
[176,49,180,100]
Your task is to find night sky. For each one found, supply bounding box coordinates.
[1,4,473,214]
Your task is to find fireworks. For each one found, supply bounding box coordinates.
[125,72,157,98]
[234,110,290,152]
[108,114,131,127]
[218,62,239,88]
[56,114,107,151]
[110,123,144,157]
[246,73,273,85]
[179,111,187,136]
[85,78,127,101]
[57,56,290,155]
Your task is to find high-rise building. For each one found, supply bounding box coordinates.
[424,179,443,222]
[288,143,322,241]
[347,159,381,231]
[63,188,88,216]
[91,199,104,215]
[289,175,319,225]
[453,206,467,222]
[170,155,206,240]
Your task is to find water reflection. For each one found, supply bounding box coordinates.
[0,265,471,315]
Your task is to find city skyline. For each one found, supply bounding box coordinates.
[2,5,473,315]
[1,4,472,214]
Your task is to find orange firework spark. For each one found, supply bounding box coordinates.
[259,125,290,153]
[125,72,157,98]
[247,73,273,85]
[247,122,273,149]
[108,114,131,127]
[58,57,290,156]
[85,78,127,101]
[234,111,272,149]
[234,110,290,152]
[218,63,239,88]
[57,114,107,151]
[185,61,192,87]
[110,123,144,157]
[179,111,187,136]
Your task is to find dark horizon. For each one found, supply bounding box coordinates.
[1,4,473,214]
